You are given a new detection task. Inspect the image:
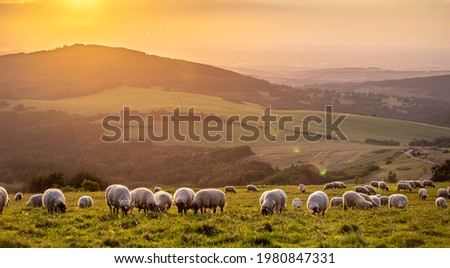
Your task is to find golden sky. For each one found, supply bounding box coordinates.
[1,0,450,68]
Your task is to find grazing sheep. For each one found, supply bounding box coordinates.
[292,198,302,209]
[336,181,347,188]
[378,181,389,191]
[15,192,23,201]
[154,187,162,193]
[413,181,424,188]
[299,184,306,193]
[43,188,67,214]
[0,187,8,214]
[106,184,132,216]
[155,190,173,213]
[323,182,335,190]
[173,187,195,214]
[435,197,447,209]
[332,182,344,189]
[397,182,412,192]
[130,187,156,214]
[26,194,43,207]
[355,186,370,195]
[246,185,259,192]
[406,181,416,189]
[342,191,373,210]
[370,181,380,188]
[259,189,287,215]
[423,180,435,188]
[388,194,408,209]
[307,191,329,216]
[364,185,377,195]
[379,196,389,206]
[329,196,343,207]
[191,189,226,214]
[77,196,94,208]
[418,188,427,200]
[437,188,450,199]
[224,186,237,194]
[358,193,378,207]
[448,187,450,195]
[369,195,381,208]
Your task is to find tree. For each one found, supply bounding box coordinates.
[431,159,450,182]
[386,171,397,183]
[28,171,66,192]
[82,179,100,192]
[69,171,108,190]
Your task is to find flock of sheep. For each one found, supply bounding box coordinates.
[0,180,449,216]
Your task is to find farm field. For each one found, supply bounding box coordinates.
[1,183,449,248]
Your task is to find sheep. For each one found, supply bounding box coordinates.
[130,187,156,214]
[307,191,329,216]
[334,181,347,189]
[342,191,373,210]
[191,189,226,214]
[106,184,132,216]
[77,196,94,208]
[0,187,8,214]
[364,185,377,195]
[26,194,43,207]
[259,189,287,215]
[369,195,381,208]
[406,180,416,189]
[397,182,412,192]
[154,187,162,193]
[323,182,335,190]
[292,198,302,209]
[378,181,389,191]
[379,196,389,206]
[42,188,67,214]
[246,185,259,192]
[437,188,450,199]
[423,180,435,188]
[370,181,380,188]
[413,181,424,188]
[15,192,23,201]
[224,186,236,194]
[173,187,195,214]
[388,194,408,209]
[358,193,378,207]
[155,190,173,213]
[448,186,450,195]
[299,184,306,193]
[329,196,343,207]
[332,182,344,189]
[355,186,370,195]
[418,188,427,200]
[435,197,447,209]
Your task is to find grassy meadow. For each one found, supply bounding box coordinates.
[0,183,449,248]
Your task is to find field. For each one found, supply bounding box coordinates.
[1,183,449,248]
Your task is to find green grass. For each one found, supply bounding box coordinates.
[1,184,449,248]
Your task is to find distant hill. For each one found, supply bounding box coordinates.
[0,44,283,100]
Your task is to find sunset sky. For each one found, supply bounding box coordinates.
[1,0,450,69]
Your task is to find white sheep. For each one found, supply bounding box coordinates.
[358,193,378,207]
[191,189,226,214]
[370,181,380,188]
[355,186,370,195]
[369,195,381,208]
[323,182,335,190]
[224,186,237,194]
[329,196,343,207]
[397,182,412,192]
[43,188,67,214]
[260,189,287,215]
[332,182,344,189]
[335,181,347,188]
[422,180,435,188]
[448,186,450,196]
[26,194,43,207]
[292,198,302,209]
[379,196,389,206]
[15,192,23,201]
[154,187,162,193]
[155,190,173,213]
[435,197,447,209]
[77,195,94,208]
[130,187,156,214]
[342,191,373,210]
[307,191,329,216]
[299,184,306,193]
[437,188,450,199]
[246,185,259,192]
[106,184,132,216]
[406,180,416,189]
[388,194,408,209]
[378,181,389,191]
[418,188,427,200]
[413,181,424,188]
[173,187,195,214]
[0,187,8,214]
[364,185,377,195]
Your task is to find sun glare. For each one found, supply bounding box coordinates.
[68,0,99,8]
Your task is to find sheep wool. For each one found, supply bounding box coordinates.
[299,184,306,193]
[260,189,287,215]
[397,182,412,192]
[246,185,259,192]
[342,191,373,210]
[155,190,173,213]
[106,184,132,216]
[26,194,43,207]
[435,197,447,209]
[307,191,329,216]
[378,181,389,191]
[388,194,408,209]
[418,188,427,200]
[364,185,377,195]
[173,187,195,214]
[130,187,156,214]
[355,186,370,195]
[43,188,67,214]
[191,189,226,214]
[379,196,389,206]
[0,187,8,214]
[329,196,343,207]
[224,186,237,194]
[292,198,302,209]
[78,196,94,208]
[15,192,23,201]
[423,180,435,188]
[437,188,450,199]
